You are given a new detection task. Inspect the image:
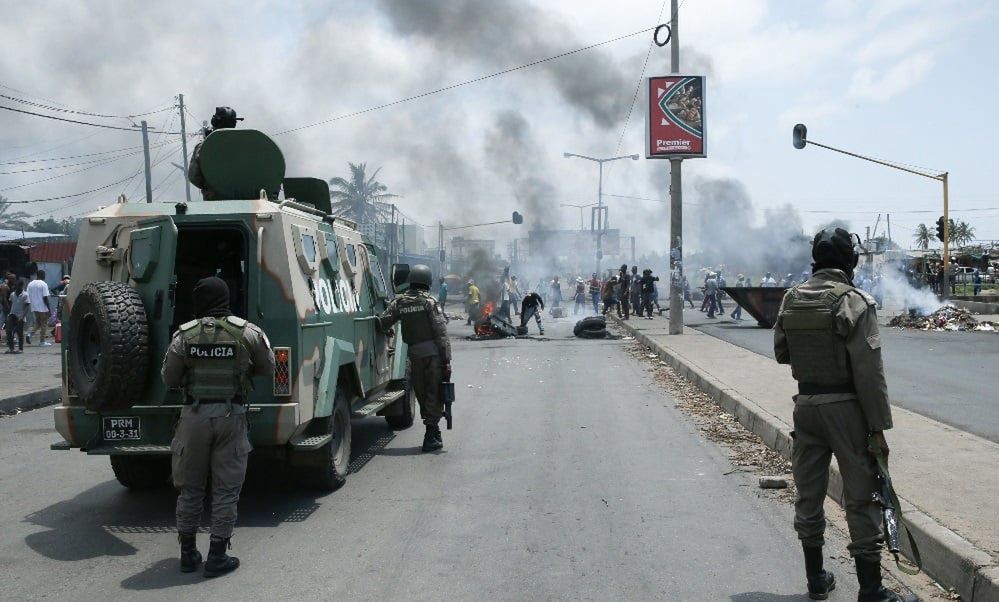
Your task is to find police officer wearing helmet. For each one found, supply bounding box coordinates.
[188,106,243,200]
[162,277,275,577]
[378,264,452,452]
[774,228,903,602]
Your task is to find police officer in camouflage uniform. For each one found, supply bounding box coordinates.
[378,265,452,452]
[162,277,275,577]
[774,228,904,602]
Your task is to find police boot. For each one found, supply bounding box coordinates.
[855,557,904,602]
[802,545,835,600]
[422,424,443,452]
[203,535,240,578]
[178,532,202,573]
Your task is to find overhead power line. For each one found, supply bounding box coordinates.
[0,140,172,166]
[0,104,183,133]
[272,24,662,136]
[0,93,173,120]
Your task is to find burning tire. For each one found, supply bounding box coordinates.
[67,282,150,412]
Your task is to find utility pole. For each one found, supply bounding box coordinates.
[438,221,445,278]
[177,94,192,203]
[631,236,636,263]
[887,213,892,246]
[667,0,683,335]
[141,120,153,203]
[942,173,950,298]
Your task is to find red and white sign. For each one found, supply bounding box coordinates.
[646,75,705,158]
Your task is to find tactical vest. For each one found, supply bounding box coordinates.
[398,294,435,345]
[779,281,855,389]
[180,316,253,401]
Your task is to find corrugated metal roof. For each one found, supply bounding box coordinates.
[0,229,69,242]
[27,241,77,263]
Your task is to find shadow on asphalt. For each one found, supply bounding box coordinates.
[23,417,400,577]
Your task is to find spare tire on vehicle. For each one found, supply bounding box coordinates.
[68,281,150,412]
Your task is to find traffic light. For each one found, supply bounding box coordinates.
[792,124,807,149]
[936,216,945,242]
[512,211,523,225]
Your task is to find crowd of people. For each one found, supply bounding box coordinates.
[0,270,69,353]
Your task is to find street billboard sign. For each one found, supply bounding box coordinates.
[646,75,705,159]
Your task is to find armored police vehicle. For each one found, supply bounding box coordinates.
[51,129,414,491]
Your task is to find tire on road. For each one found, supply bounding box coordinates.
[299,389,352,491]
[110,455,171,490]
[67,282,150,412]
[574,316,607,338]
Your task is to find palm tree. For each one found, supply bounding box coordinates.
[913,223,933,250]
[328,163,398,224]
[0,195,31,230]
[951,221,976,247]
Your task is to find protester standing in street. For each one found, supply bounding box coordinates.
[630,266,641,313]
[573,278,586,315]
[704,272,719,319]
[618,265,632,320]
[730,274,745,321]
[509,276,521,316]
[5,280,28,354]
[588,273,601,314]
[162,277,275,577]
[638,269,659,319]
[774,228,904,602]
[683,276,695,309]
[465,279,480,326]
[520,290,545,335]
[438,277,448,308]
[379,265,452,452]
[716,270,727,314]
[26,270,51,346]
[549,276,562,310]
[761,271,778,287]
[601,275,621,318]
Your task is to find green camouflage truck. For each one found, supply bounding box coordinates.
[51,129,414,491]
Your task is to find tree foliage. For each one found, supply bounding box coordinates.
[0,195,31,230]
[328,163,398,224]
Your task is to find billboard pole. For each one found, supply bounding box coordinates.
[667,0,684,335]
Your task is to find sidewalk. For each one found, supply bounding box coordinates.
[0,342,62,414]
[613,316,999,602]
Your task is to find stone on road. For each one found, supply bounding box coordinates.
[0,317,860,600]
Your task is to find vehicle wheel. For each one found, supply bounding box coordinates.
[110,455,171,490]
[385,361,415,430]
[300,390,351,492]
[68,282,149,412]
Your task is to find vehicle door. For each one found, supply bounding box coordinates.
[357,244,391,389]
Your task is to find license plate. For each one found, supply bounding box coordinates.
[102,416,141,441]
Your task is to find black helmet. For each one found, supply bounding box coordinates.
[210,106,240,131]
[409,264,433,289]
[811,228,859,275]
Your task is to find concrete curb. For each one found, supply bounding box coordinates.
[615,318,999,602]
[0,387,61,415]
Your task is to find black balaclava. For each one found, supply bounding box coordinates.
[193,277,231,318]
[811,228,859,279]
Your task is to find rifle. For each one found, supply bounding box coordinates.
[868,434,922,575]
[440,381,455,430]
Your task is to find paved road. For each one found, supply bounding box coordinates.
[0,317,861,601]
[681,307,999,443]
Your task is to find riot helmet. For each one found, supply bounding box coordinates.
[409,264,433,290]
[811,227,859,277]
[210,106,241,131]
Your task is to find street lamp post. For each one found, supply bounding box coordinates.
[792,124,951,298]
[563,153,639,275]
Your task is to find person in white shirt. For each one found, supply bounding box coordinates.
[761,272,778,287]
[26,270,52,346]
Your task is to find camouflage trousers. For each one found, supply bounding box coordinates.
[410,354,443,427]
[792,400,884,561]
[171,408,252,538]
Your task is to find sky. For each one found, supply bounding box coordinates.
[0,0,996,257]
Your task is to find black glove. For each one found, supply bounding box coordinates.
[442,362,452,382]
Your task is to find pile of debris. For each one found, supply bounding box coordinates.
[887,305,997,332]
[470,302,519,339]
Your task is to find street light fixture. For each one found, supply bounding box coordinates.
[792,124,951,298]
[559,202,598,230]
[563,152,640,273]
